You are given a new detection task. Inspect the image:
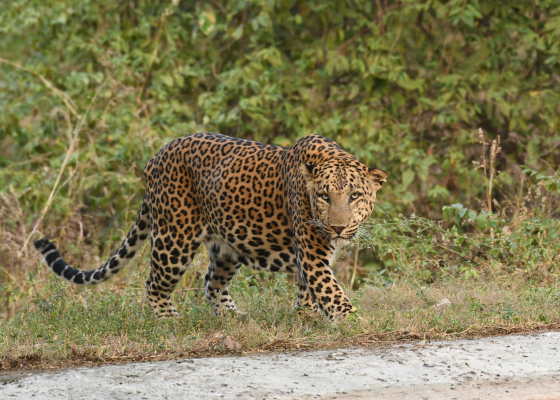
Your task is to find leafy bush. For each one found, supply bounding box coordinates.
[2,1,560,222]
[353,133,560,286]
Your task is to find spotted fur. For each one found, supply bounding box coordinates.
[34,133,388,320]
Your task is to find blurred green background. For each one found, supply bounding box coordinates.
[1,0,560,289]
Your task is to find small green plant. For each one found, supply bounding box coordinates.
[351,129,560,286]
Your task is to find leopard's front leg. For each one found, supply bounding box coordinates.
[295,242,356,320]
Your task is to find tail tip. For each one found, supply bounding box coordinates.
[33,238,53,252]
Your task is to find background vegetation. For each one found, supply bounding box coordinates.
[2,0,560,366]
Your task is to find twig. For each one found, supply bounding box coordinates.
[137,4,174,102]
[2,267,25,292]
[0,57,78,117]
[240,1,248,61]
[477,128,490,212]
[18,79,108,257]
[137,23,162,102]
[375,0,385,35]
[336,2,401,54]
[143,106,156,156]
[415,10,433,41]
[443,0,468,74]
[211,62,223,82]
[321,16,329,44]
[388,26,403,55]
[209,0,226,14]
[337,26,371,54]
[537,141,560,158]
[350,240,360,288]
[4,290,9,321]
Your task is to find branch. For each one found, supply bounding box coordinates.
[240,1,249,61]
[336,2,401,54]
[375,0,385,35]
[337,26,370,54]
[0,57,78,117]
[415,10,433,41]
[443,0,468,75]
[209,0,226,14]
[137,4,175,102]
[18,78,108,257]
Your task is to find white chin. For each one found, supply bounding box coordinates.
[331,237,351,248]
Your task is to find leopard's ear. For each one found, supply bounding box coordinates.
[300,162,317,192]
[300,162,316,179]
[367,168,388,189]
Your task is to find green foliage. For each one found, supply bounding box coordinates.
[522,166,560,194]
[2,0,560,231]
[359,206,560,283]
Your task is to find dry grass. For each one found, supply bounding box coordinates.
[2,129,560,374]
[2,248,559,373]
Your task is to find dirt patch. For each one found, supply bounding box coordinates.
[3,322,560,375]
[3,332,560,399]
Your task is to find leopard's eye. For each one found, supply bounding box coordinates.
[320,193,330,201]
[350,193,360,200]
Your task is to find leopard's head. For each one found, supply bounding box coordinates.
[301,158,388,248]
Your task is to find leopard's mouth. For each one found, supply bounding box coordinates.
[330,236,352,247]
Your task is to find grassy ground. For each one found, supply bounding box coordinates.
[2,132,560,373]
[3,0,560,376]
[2,242,559,373]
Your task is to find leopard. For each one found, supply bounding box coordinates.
[34,133,388,320]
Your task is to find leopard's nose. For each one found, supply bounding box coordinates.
[331,226,346,234]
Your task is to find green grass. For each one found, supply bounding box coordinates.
[2,0,560,374]
[2,244,560,372]
[3,132,560,372]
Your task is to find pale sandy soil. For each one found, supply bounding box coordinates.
[2,332,560,399]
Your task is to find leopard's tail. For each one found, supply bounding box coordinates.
[33,194,151,285]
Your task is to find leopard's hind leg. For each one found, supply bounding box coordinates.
[204,240,243,315]
[145,229,204,317]
[144,190,205,317]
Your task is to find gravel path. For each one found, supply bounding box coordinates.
[2,332,560,399]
